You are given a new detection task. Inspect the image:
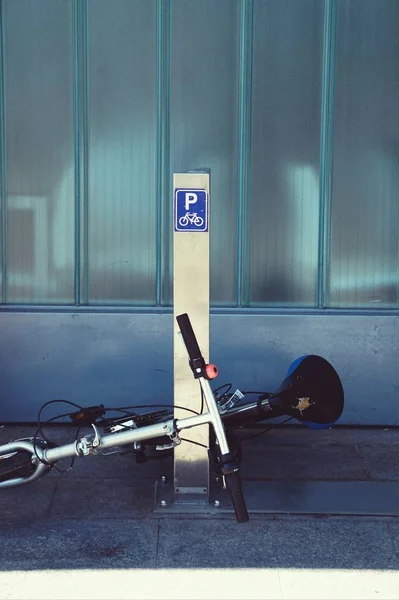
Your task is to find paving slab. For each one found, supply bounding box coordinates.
[240,443,368,481]
[386,521,399,557]
[357,444,399,481]
[1,567,399,600]
[156,517,399,570]
[49,477,155,520]
[237,426,399,448]
[0,568,283,600]
[0,519,158,571]
[278,568,399,600]
[0,478,57,521]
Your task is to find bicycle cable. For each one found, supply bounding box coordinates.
[33,412,81,471]
[180,437,208,449]
[199,383,204,414]
[29,399,202,471]
[238,416,294,441]
[105,404,199,416]
[212,383,232,395]
[29,390,279,473]
[241,391,273,396]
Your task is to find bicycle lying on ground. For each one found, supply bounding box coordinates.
[0,313,344,523]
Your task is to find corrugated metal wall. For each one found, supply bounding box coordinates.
[1,0,398,310]
[0,0,398,424]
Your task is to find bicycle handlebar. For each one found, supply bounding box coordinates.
[176,313,206,377]
[222,466,249,523]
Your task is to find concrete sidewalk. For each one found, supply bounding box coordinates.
[0,426,398,599]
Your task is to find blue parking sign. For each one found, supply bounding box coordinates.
[174,189,208,232]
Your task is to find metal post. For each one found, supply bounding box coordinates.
[173,170,210,503]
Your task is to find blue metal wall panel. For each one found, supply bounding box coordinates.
[0,311,397,425]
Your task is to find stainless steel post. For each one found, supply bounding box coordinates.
[173,170,210,499]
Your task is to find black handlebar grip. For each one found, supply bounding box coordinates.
[176,313,204,364]
[223,468,249,523]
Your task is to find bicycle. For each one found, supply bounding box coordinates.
[178,212,204,227]
[0,313,344,523]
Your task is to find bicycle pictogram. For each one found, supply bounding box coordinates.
[178,212,204,228]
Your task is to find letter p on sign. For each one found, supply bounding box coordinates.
[185,193,198,210]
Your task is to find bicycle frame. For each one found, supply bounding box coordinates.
[0,391,280,487]
[0,413,207,484]
[0,392,277,486]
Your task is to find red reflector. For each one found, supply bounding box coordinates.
[205,364,218,380]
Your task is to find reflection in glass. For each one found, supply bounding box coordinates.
[170,0,239,306]
[329,0,399,308]
[86,0,157,304]
[250,0,323,307]
[4,0,74,303]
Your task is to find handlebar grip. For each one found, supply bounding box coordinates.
[223,467,249,523]
[176,313,204,364]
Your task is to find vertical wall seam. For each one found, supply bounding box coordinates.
[81,0,89,305]
[318,0,337,308]
[0,0,7,304]
[73,0,81,305]
[156,0,170,306]
[73,0,89,306]
[237,0,253,307]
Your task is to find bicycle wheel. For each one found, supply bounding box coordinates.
[0,451,35,483]
[178,216,189,227]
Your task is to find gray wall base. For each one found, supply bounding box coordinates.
[0,311,397,424]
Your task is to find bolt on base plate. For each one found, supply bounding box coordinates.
[154,480,227,514]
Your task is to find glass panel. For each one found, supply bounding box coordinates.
[250,0,323,307]
[87,0,157,305]
[329,0,399,308]
[170,0,239,306]
[4,0,74,303]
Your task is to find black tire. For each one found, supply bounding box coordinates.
[0,452,35,483]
